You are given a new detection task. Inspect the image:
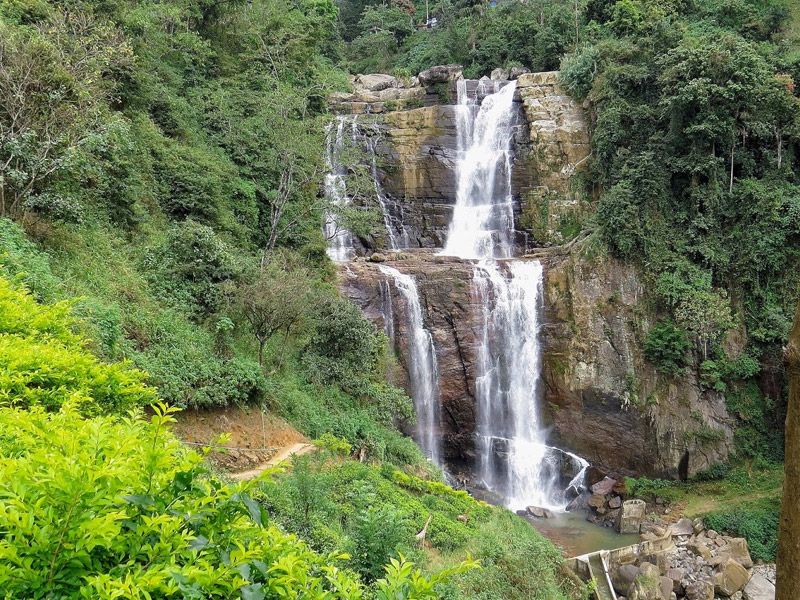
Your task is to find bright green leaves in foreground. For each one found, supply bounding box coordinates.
[0,404,474,598]
[0,277,155,414]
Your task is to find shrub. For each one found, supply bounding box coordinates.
[0,404,468,598]
[704,499,780,561]
[0,277,154,414]
[644,319,690,375]
[302,296,384,391]
[143,220,240,317]
[349,506,412,582]
[0,217,58,300]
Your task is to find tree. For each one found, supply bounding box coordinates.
[0,11,131,218]
[674,288,735,359]
[777,303,800,599]
[238,263,313,366]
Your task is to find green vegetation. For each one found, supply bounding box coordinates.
[626,464,784,560]
[644,319,690,376]
[0,402,481,598]
[260,451,582,599]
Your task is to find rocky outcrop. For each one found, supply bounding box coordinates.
[514,72,591,246]
[540,247,734,478]
[339,245,734,479]
[340,251,481,462]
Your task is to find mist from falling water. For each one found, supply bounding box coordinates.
[379,265,441,464]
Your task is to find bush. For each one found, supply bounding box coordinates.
[704,499,780,561]
[302,296,384,391]
[349,506,412,582]
[0,217,58,300]
[644,319,690,375]
[0,276,154,414]
[0,404,467,598]
[143,220,240,317]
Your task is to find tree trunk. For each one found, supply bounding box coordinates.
[777,303,800,599]
[729,140,735,193]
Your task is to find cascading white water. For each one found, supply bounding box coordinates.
[441,80,585,510]
[442,80,517,259]
[324,116,411,259]
[379,265,441,463]
[324,116,356,262]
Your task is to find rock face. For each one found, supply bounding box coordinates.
[541,249,734,477]
[339,247,734,478]
[333,65,734,480]
[329,67,590,250]
[339,252,482,462]
[514,72,592,246]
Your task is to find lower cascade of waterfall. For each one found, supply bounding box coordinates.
[472,260,587,511]
[379,265,441,464]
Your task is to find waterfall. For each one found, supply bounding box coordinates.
[324,116,356,262]
[324,116,410,258]
[442,80,517,259]
[379,265,441,464]
[440,80,585,510]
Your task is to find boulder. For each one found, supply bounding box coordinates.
[585,465,607,487]
[355,74,397,92]
[639,562,659,578]
[490,68,509,81]
[627,569,665,600]
[725,537,753,569]
[609,495,622,509]
[693,518,705,534]
[588,494,606,509]
[671,518,694,537]
[417,64,462,86]
[526,505,554,519]
[714,559,750,597]
[665,568,684,594]
[509,65,531,79]
[565,494,588,512]
[686,540,712,561]
[612,564,640,596]
[684,579,714,600]
[659,576,674,600]
[618,499,646,534]
[591,476,617,496]
[742,571,775,600]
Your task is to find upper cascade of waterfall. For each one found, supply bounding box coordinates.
[378,265,441,464]
[441,79,518,260]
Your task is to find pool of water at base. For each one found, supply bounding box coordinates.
[525,510,641,557]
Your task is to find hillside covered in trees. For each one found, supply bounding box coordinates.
[0,0,798,596]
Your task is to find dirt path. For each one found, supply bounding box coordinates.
[228,442,316,481]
